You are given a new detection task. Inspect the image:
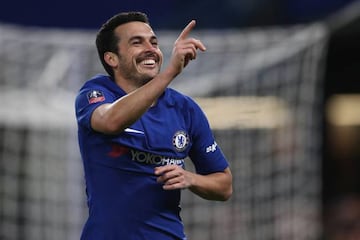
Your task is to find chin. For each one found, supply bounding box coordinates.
[136,69,159,85]
[140,75,155,85]
[143,71,158,81]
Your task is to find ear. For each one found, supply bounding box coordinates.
[104,52,118,68]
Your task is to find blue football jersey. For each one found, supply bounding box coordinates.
[75,74,229,240]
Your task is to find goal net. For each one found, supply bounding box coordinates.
[0,22,327,240]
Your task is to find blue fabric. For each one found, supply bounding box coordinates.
[75,74,229,240]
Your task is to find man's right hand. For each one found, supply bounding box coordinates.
[168,20,207,75]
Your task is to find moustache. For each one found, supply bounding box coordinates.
[137,52,160,62]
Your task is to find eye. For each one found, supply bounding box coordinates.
[130,37,142,45]
[151,40,158,47]
[150,36,158,47]
[131,40,141,45]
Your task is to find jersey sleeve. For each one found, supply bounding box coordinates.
[75,84,116,130]
[187,99,229,175]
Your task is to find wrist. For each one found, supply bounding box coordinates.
[163,63,182,79]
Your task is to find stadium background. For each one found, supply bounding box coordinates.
[1,0,360,239]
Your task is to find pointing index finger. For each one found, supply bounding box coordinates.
[177,20,196,40]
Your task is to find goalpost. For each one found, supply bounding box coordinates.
[0,22,327,240]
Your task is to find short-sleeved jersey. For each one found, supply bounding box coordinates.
[75,74,229,240]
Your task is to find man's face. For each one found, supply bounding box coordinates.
[113,21,163,86]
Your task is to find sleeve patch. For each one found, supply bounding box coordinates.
[87,90,105,104]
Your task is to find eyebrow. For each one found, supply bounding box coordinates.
[128,35,158,43]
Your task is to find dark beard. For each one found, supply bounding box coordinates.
[117,53,160,87]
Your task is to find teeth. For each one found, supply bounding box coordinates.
[142,59,155,65]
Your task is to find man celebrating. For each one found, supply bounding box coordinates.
[75,11,232,240]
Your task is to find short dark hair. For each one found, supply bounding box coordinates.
[95,12,149,77]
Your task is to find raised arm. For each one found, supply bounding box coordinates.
[91,20,206,134]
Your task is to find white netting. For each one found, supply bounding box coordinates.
[0,22,327,240]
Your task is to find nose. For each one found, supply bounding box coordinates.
[144,41,157,51]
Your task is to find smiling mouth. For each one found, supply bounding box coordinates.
[137,52,159,68]
[141,59,156,66]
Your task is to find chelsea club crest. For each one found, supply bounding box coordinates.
[172,130,189,152]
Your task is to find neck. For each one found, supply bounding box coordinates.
[113,76,139,94]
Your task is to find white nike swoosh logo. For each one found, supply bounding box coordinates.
[124,128,145,134]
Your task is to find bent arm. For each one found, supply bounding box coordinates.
[90,68,177,134]
[188,167,232,201]
[155,165,233,201]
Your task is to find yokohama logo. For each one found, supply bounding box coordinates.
[130,149,185,166]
